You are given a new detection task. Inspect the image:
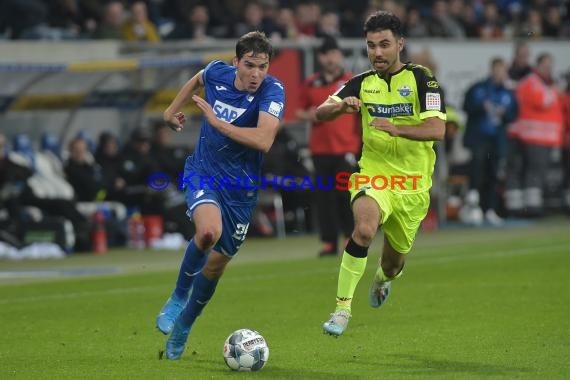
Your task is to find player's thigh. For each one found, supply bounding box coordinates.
[350,181,393,226]
[382,191,429,254]
[213,202,255,257]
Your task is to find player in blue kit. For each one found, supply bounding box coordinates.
[156,31,285,360]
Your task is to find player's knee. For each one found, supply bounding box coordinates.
[354,222,377,245]
[196,227,221,250]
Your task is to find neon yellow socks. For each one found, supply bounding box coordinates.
[335,252,367,312]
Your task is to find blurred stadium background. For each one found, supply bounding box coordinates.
[0,0,569,256]
[1,1,569,378]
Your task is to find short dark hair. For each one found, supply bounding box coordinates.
[235,31,273,61]
[536,52,551,65]
[317,35,340,54]
[490,57,505,68]
[363,11,402,38]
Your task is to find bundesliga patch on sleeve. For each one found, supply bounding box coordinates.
[426,93,441,110]
[268,101,283,117]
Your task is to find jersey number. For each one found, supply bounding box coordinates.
[232,223,250,241]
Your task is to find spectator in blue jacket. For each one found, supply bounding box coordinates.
[461,57,518,226]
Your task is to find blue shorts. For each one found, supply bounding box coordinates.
[183,174,254,257]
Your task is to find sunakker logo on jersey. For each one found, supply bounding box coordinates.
[365,103,413,117]
[213,100,246,123]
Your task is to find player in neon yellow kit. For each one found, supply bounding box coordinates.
[316,11,446,336]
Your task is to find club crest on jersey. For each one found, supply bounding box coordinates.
[213,100,246,123]
[397,85,413,97]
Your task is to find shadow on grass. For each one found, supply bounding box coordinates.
[184,356,367,379]
[383,353,533,377]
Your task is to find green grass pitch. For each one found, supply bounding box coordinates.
[1,218,569,379]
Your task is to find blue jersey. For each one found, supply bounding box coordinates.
[187,60,285,206]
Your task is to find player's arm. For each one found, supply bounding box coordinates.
[315,96,361,121]
[163,70,205,131]
[370,117,445,141]
[315,75,362,121]
[192,94,279,153]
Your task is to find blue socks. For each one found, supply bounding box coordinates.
[173,239,208,299]
[180,272,218,326]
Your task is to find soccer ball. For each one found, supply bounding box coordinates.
[223,329,269,371]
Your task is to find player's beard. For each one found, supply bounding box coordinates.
[371,57,398,77]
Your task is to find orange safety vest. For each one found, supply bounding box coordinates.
[508,72,564,147]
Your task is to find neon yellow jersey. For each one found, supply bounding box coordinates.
[331,63,446,193]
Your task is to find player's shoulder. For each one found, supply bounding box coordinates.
[261,74,285,95]
[405,63,436,78]
[352,70,376,81]
[346,70,376,88]
[204,60,232,78]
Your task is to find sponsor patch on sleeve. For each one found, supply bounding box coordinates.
[425,93,441,111]
[268,101,283,117]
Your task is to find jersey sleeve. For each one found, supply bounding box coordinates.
[413,65,446,121]
[202,60,224,85]
[330,74,362,102]
[259,78,286,121]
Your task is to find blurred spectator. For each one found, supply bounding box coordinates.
[508,42,532,83]
[0,0,48,39]
[275,7,299,40]
[46,0,84,37]
[478,2,505,40]
[443,106,471,220]
[122,1,160,42]
[296,36,360,256]
[93,1,125,39]
[444,106,471,178]
[231,1,279,39]
[404,6,429,38]
[65,137,103,202]
[461,58,518,226]
[118,127,162,214]
[459,2,482,38]
[505,53,565,217]
[542,3,563,37]
[75,129,97,153]
[94,131,126,202]
[295,1,321,37]
[12,133,76,202]
[0,132,32,243]
[316,10,341,38]
[427,0,466,38]
[519,8,543,38]
[1,0,569,41]
[150,121,186,182]
[8,134,90,251]
[166,4,214,41]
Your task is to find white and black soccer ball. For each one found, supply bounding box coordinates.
[223,328,269,371]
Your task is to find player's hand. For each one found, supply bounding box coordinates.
[370,118,399,136]
[339,97,361,114]
[164,111,186,132]
[192,94,218,126]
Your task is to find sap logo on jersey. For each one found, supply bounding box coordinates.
[214,100,246,123]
